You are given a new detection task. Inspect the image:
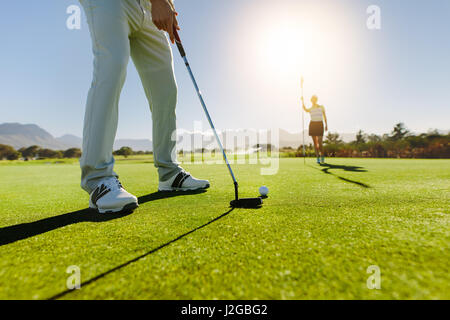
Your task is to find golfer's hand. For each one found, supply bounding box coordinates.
[325,125,328,132]
[150,0,180,43]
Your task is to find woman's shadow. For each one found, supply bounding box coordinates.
[311,163,371,188]
[0,190,210,246]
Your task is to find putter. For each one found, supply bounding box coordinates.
[173,28,262,209]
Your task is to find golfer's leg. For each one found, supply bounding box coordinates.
[79,0,131,193]
[313,137,318,156]
[130,15,181,182]
[318,136,324,156]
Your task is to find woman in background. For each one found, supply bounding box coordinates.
[302,95,328,164]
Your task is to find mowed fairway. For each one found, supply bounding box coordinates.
[0,158,449,299]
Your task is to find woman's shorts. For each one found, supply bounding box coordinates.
[309,121,324,137]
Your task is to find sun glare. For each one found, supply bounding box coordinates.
[227,0,366,128]
[259,23,307,74]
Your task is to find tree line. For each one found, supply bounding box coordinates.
[0,145,152,160]
[1,124,448,160]
[0,145,82,160]
[284,123,449,159]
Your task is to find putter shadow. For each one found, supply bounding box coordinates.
[309,163,371,188]
[0,190,207,247]
[49,207,234,300]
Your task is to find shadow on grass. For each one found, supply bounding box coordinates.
[309,163,371,188]
[49,206,234,300]
[0,190,207,247]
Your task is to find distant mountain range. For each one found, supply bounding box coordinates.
[55,134,154,152]
[0,122,358,151]
[0,123,69,150]
[0,123,153,151]
[56,134,82,148]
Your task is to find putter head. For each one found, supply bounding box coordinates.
[230,197,263,209]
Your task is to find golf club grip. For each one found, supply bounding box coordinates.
[173,28,186,57]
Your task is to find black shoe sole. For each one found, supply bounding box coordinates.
[99,202,139,214]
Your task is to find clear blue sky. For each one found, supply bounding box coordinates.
[0,0,449,139]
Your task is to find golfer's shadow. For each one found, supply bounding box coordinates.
[49,203,234,300]
[0,190,208,247]
[311,163,371,188]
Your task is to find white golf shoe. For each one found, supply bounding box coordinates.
[158,170,210,192]
[89,177,138,214]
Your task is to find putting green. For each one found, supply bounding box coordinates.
[0,158,449,299]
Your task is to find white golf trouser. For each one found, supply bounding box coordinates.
[79,0,181,193]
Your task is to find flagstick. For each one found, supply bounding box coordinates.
[301,77,306,165]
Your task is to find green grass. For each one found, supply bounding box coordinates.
[0,158,449,299]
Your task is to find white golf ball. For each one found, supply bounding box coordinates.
[259,186,269,197]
